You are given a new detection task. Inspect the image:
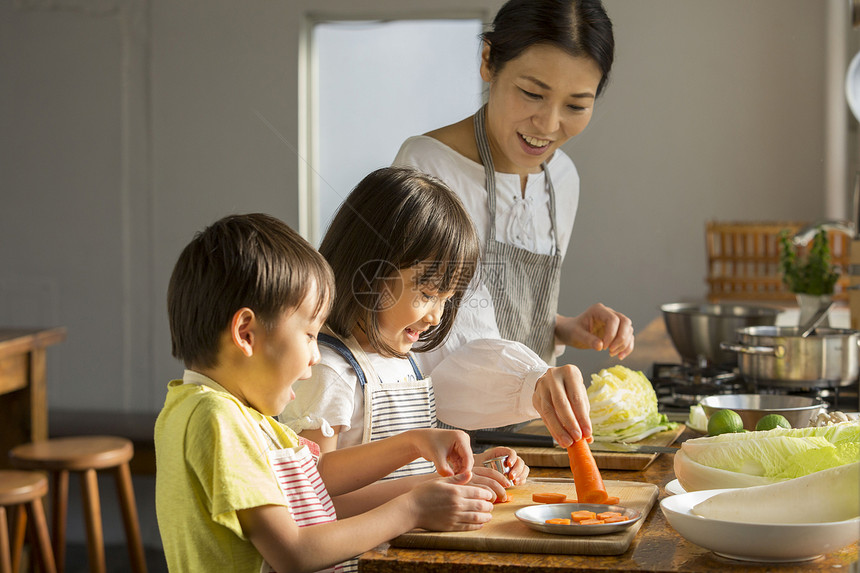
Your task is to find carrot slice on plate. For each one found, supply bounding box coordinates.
[532,492,567,504]
[603,515,630,523]
[545,518,571,525]
[597,511,622,519]
[571,510,596,522]
[579,518,605,525]
[567,438,609,504]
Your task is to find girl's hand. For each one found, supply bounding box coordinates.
[408,473,494,531]
[412,428,474,477]
[474,447,530,487]
[532,364,591,448]
[555,303,634,359]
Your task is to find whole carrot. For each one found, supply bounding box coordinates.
[567,438,609,504]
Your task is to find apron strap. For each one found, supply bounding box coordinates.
[318,333,369,389]
[318,333,423,386]
[472,105,562,255]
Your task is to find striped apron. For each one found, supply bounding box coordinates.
[318,332,437,479]
[258,426,356,573]
[473,104,563,366]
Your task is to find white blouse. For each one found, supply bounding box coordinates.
[392,135,581,429]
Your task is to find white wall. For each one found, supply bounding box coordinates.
[1,0,850,412]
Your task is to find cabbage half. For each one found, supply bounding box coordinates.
[675,421,860,491]
[587,365,677,442]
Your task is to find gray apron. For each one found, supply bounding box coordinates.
[474,105,563,365]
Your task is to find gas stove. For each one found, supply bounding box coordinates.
[651,362,860,420]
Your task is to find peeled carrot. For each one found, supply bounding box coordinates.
[532,492,567,504]
[604,496,620,505]
[567,438,609,504]
[545,518,571,525]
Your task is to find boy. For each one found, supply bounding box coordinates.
[155,213,494,572]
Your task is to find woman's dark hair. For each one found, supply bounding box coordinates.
[168,213,334,369]
[482,0,614,96]
[321,167,481,358]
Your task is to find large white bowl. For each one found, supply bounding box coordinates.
[660,489,860,562]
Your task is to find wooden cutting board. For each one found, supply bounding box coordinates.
[514,422,686,470]
[390,478,658,555]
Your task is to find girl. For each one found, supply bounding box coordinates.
[281,167,528,489]
[392,0,634,447]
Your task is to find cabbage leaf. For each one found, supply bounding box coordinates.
[676,421,860,490]
[587,365,677,442]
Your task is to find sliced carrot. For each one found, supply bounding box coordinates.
[567,438,609,504]
[565,497,577,503]
[604,496,620,505]
[597,511,622,519]
[494,493,510,504]
[571,510,597,522]
[545,518,571,525]
[603,515,630,523]
[579,518,605,525]
[531,492,567,504]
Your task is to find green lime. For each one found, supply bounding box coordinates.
[707,409,744,436]
[755,413,791,431]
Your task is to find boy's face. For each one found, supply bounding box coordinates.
[246,281,327,416]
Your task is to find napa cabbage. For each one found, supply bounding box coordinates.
[587,365,677,442]
[675,421,860,491]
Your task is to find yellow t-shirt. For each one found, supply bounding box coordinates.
[155,374,300,572]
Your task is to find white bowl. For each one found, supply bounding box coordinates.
[660,489,860,562]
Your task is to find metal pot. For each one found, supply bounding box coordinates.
[660,303,781,366]
[720,326,860,388]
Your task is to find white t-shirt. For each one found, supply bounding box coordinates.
[280,345,420,448]
[392,135,580,430]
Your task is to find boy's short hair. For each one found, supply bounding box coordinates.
[167,213,334,369]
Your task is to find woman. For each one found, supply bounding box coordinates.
[393,0,634,448]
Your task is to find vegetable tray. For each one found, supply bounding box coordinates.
[390,478,658,555]
[514,422,685,470]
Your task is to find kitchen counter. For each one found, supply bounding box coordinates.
[358,427,858,572]
[358,312,858,572]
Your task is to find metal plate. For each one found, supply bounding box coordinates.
[515,502,641,536]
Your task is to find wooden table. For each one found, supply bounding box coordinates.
[0,327,67,469]
[358,427,858,572]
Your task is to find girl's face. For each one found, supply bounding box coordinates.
[481,42,603,177]
[361,264,454,356]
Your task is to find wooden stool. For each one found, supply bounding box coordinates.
[9,437,146,573]
[0,470,56,573]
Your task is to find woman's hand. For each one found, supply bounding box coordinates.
[411,428,475,477]
[555,303,634,360]
[532,364,591,448]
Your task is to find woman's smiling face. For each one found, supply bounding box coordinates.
[481,42,602,176]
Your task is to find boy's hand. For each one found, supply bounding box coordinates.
[474,447,530,487]
[408,473,494,531]
[413,429,474,477]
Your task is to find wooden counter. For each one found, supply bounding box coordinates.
[358,427,858,572]
[0,327,67,469]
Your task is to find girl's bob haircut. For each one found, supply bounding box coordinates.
[321,167,481,357]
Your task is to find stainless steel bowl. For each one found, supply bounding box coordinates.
[699,394,825,430]
[661,303,781,366]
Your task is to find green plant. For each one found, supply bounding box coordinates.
[778,228,839,295]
